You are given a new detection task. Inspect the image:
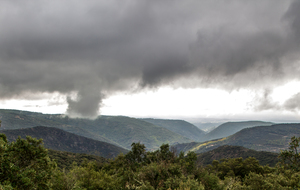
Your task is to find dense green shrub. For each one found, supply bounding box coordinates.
[0,134,56,189]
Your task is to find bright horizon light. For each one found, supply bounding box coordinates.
[0,81,299,123]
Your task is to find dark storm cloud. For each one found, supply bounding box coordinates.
[0,0,299,117]
[284,0,300,41]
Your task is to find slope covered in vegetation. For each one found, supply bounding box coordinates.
[173,123,300,154]
[203,121,273,141]
[0,109,192,150]
[196,145,279,167]
[1,126,128,158]
[141,118,205,141]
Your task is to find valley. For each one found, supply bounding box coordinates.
[1,109,300,189]
[1,109,299,159]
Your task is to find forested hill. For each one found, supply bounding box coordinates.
[0,109,192,150]
[173,123,300,154]
[1,126,128,158]
[203,121,273,141]
[141,118,205,141]
[0,109,116,144]
[196,145,279,167]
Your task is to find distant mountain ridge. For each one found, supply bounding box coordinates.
[1,126,128,158]
[0,109,192,150]
[0,109,117,144]
[203,121,273,141]
[141,118,205,141]
[173,123,300,154]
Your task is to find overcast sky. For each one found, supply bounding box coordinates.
[0,0,300,122]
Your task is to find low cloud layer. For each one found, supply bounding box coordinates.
[0,0,300,118]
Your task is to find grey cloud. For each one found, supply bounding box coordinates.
[284,0,300,40]
[47,98,66,107]
[283,93,300,111]
[254,89,280,111]
[254,90,300,112]
[67,89,103,119]
[0,0,299,117]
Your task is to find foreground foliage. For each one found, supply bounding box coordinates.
[0,134,56,189]
[0,119,300,190]
[50,138,300,190]
[47,149,107,170]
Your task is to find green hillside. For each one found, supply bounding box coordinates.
[0,109,116,145]
[1,126,128,158]
[196,145,279,167]
[203,121,273,141]
[84,116,192,150]
[0,109,192,150]
[173,123,300,154]
[141,118,205,141]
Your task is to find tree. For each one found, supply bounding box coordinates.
[0,133,56,189]
[279,136,300,172]
[125,142,147,166]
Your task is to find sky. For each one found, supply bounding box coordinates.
[0,0,300,122]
